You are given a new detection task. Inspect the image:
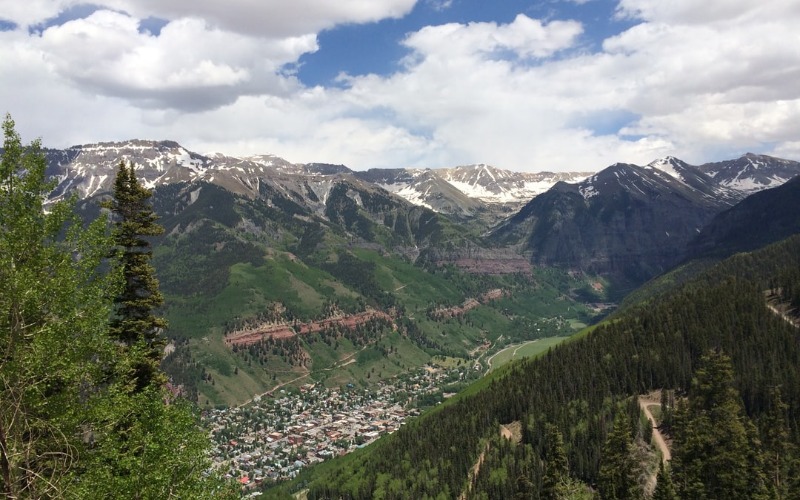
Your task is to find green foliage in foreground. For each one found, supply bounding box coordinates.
[1,114,116,497]
[0,116,235,498]
[270,235,800,499]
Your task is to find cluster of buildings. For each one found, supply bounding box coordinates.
[203,365,467,488]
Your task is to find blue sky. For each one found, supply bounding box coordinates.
[297,1,634,87]
[1,1,799,171]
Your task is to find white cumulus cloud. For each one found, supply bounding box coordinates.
[1,1,799,172]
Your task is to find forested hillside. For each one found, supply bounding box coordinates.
[269,235,800,499]
[687,175,800,259]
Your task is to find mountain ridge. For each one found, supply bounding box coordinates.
[44,140,597,229]
[45,139,800,290]
[44,139,800,214]
[489,154,800,293]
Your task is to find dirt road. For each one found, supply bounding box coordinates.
[638,396,671,463]
[484,339,539,375]
[767,303,799,329]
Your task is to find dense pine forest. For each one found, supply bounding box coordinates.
[270,235,800,499]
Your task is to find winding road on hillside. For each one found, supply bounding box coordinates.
[638,393,671,495]
[767,303,800,329]
[638,395,671,463]
[484,339,539,375]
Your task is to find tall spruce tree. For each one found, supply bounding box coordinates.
[103,161,166,391]
[82,165,235,498]
[760,387,793,499]
[651,462,678,500]
[598,413,641,500]
[541,423,569,499]
[671,350,768,499]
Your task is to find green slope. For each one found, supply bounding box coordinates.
[148,182,600,406]
[266,234,800,499]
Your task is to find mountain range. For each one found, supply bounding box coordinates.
[45,140,588,224]
[47,141,800,288]
[264,153,800,499]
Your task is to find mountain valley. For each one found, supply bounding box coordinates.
[7,133,796,497]
[46,140,800,408]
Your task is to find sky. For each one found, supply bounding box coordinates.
[1,1,799,172]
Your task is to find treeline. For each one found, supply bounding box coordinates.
[223,302,292,334]
[235,336,309,368]
[154,219,266,297]
[623,233,800,310]
[274,235,800,499]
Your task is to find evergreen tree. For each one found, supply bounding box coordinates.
[81,161,236,497]
[651,462,677,500]
[103,161,167,391]
[760,387,793,499]
[598,414,640,500]
[0,114,117,497]
[671,350,768,499]
[541,423,569,499]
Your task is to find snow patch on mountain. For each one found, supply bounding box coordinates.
[719,175,782,192]
[378,183,434,210]
[579,184,598,200]
[646,157,682,179]
[44,141,800,227]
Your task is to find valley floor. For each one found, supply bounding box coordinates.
[204,362,466,488]
[204,335,572,492]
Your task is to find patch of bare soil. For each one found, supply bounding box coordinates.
[639,393,671,463]
[765,291,800,328]
[500,421,522,444]
[459,421,523,500]
[639,391,672,496]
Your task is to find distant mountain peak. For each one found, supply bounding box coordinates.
[699,153,800,193]
[645,156,696,182]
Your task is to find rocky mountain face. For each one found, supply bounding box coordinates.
[355,164,591,223]
[43,140,598,275]
[45,140,354,205]
[54,140,479,270]
[686,174,800,259]
[353,168,485,219]
[490,155,800,291]
[698,153,800,193]
[437,164,592,204]
[44,141,590,229]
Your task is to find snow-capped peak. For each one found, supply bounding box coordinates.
[645,156,689,180]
